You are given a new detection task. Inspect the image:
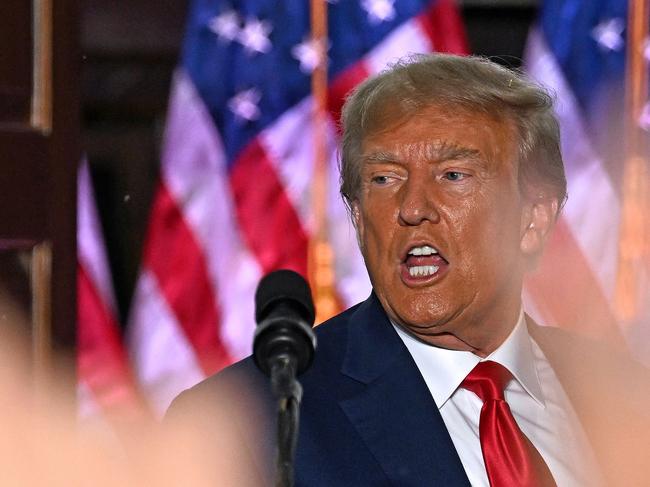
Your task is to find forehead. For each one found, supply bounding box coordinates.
[361,104,518,166]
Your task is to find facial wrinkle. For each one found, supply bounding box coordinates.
[365,140,484,167]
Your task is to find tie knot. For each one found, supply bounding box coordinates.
[461,360,512,401]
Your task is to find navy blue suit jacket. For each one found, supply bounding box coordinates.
[168,293,650,486]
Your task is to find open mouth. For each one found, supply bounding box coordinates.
[401,244,448,282]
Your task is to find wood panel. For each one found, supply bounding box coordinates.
[0,0,79,364]
[0,2,32,124]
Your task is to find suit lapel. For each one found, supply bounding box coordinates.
[339,295,470,487]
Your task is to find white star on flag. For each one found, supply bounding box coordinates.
[638,102,650,131]
[361,0,396,24]
[208,10,241,42]
[292,38,328,74]
[237,18,273,54]
[228,88,262,121]
[592,18,625,51]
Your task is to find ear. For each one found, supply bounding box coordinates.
[520,196,559,258]
[351,200,365,250]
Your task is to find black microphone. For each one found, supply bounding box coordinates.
[253,269,316,377]
[253,270,317,487]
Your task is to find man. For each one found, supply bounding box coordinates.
[167,54,650,486]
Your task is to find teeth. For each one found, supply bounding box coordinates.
[408,245,438,256]
[408,265,439,277]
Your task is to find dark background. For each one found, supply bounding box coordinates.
[81,0,538,323]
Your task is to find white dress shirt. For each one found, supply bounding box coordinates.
[393,311,604,487]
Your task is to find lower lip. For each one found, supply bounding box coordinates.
[399,262,448,287]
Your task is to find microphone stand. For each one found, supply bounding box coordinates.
[270,354,302,487]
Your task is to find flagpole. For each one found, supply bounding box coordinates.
[615,0,650,323]
[308,0,338,324]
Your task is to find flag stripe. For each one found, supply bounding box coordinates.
[230,137,309,275]
[78,264,148,418]
[328,62,370,128]
[77,163,118,315]
[259,97,328,234]
[525,219,626,347]
[159,70,261,362]
[143,183,233,373]
[128,268,206,416]
[259,96,372,307]
[418,0,469,54]
[365,16,433,75]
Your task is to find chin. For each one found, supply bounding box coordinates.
[387,296,456,333]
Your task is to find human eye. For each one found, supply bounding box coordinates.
[442,171,469,182]
[363,163,404,188]
[371,175,391,185]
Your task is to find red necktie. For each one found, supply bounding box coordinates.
[461,360,557,487]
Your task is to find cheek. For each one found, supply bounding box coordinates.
[446,191,523,272]
[357,206,398,283]
[360,213,389,259]
[358,197,396,245]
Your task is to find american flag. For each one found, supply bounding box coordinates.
[522,0,650,365]
[108,0,468,418]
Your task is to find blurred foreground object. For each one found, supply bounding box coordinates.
[0,320,238,486]
[615,0,650,330]
[523,0,650,364]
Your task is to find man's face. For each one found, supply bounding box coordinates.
[354,105,542,354]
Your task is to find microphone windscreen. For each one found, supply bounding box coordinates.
[254,270,315,325]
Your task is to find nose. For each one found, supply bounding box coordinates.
[398,176,440,226]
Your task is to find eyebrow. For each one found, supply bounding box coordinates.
[434,142,482,162]
[362,151,403,164]
[362,141,483,165]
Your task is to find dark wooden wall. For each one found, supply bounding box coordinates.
[0,0,79,353]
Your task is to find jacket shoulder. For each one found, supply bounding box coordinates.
[167,299,365,418]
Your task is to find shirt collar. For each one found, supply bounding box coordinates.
[486,310,545,407]
[393,310,545,409]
